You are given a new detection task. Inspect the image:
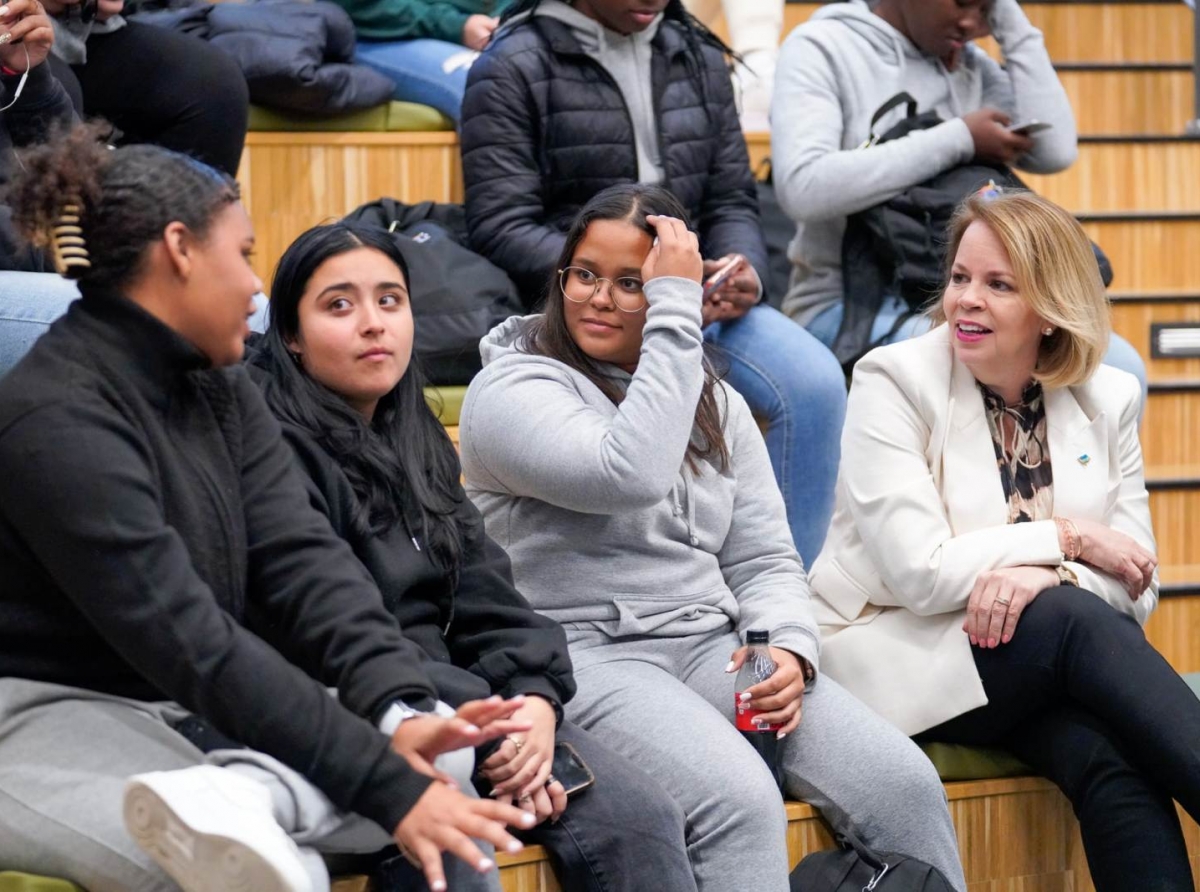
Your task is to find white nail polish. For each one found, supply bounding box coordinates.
[432,882,446,892]
[522,812,537,826]
[478,858,495,871]
[738,692,751,703]
[777,731,788,740]
[507,840,523,853]
[724,660,736,673]
[464,724,480,733]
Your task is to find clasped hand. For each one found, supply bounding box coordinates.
[388,695,538,892]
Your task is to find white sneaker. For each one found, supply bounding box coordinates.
[124,765,316,892]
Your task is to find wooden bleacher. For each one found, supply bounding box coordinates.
[234,2,1200,889]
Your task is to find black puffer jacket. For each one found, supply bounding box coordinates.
[461,15,767,307]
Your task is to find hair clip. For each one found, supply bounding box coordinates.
[977,179,1004,201]
[51,202,91,278]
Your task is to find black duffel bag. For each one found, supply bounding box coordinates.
[790,828,955,892]
[344,198,523,386]
[836,92,1112,373]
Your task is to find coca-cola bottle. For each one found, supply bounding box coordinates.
[734,629,784,791]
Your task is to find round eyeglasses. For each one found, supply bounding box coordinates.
[558,267,646,313]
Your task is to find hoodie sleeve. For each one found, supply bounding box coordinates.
[326,0,470,43]
[770,25,976,224]
[461,277,704,514]
[977,0,1078,174]
[715,387,821,676]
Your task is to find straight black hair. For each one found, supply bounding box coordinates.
[523,183,729,471]
[258,222,466,581]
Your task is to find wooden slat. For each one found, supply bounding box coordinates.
[1112,300,1200,382]
[1057,69,1193,136]
[1024,142,1200,214]
[1079,219,1200,293]
[1146,592,1200,674]
[238,133,462,285]
[768,4,1194,65]
[1150,487,1200,572]
[1144,391,1200,468]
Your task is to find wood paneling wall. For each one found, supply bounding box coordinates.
[1057,70,1193,136]
[237,133,461,285]
[1144,392,1200,468]
[1147,593,1200,675]
[1080,220,1200,294]
[1112,301,1200,383]
[1024,143,1200,214]
[721,3,1195,64]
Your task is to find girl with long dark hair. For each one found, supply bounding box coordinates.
[460,0,848,569]
[0,124,537,892]
[460,183,969,891]
[254,219,698,892]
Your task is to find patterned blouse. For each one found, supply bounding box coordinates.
[979,380,1054,524]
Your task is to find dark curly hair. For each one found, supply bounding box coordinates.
[6,122,239,289]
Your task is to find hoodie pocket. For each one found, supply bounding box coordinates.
[612,587,734,637]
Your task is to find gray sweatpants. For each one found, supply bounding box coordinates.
[565,627,967,892]
[0,678,493,892]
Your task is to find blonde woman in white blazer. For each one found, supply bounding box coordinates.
[810,191,1200,892]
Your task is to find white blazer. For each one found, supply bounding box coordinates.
[809,324,1158,735]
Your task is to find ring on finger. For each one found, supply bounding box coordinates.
[994,597,1011,606]
[508,736,524,754]
[545,774,557,786]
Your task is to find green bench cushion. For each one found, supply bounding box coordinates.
[918,741,1030,782]
[0,875,83,892]
[247,102,453,133]
[425,385,467,427]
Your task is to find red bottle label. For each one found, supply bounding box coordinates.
[735,693,781,732]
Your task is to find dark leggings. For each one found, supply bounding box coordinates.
[49,22,248,175]
[923,586,1200,891]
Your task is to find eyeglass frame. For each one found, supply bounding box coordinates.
[557,266,647,313]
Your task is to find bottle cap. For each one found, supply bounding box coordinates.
[746,630,770,644]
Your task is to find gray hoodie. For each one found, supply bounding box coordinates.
[771,0,1078,325]
[533,0,664,184]
[460,277,821,671]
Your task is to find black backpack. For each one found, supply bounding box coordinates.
[835,93,1111,371]
[344,199,523,385]
[789,828,955,892]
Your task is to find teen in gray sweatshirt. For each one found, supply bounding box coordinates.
[460,184,968,892]
[772,0,1077,334]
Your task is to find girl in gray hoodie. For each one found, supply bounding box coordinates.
[460,184,968,892]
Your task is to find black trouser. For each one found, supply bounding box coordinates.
[922,586,1200,891]
[49,22,248,176]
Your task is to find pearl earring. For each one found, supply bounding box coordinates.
[1042,327,1054,336]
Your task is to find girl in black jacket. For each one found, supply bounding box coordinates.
[254,220,699,892]
[0,125,536,892]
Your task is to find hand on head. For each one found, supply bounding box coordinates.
[641,215,702,285]
[0,0,54,71]
[962,107,1035,166]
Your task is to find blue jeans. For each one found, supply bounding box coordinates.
[354,39,477,123]
[704,304,847,566]
[807,297,1150,408]
[0,274,269,377]
[0,273,80,377]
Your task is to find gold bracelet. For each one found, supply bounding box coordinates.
[1054,516,1081,561]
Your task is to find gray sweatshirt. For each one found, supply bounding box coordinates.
[533,0,665,184]
[771,0,1078,325]
[460,276,821,672]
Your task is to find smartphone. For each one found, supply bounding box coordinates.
[702,254,744,299]
[1007,120,1053,136]
[551,741,596,797]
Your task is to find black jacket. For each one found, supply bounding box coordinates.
[0,291,436,833]
[461,16,767,306]
[0,64,77,271]
[275,415,576,718]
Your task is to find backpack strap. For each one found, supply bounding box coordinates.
[859,92,919,148]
